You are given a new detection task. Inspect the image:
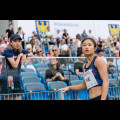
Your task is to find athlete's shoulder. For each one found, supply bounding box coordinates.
[94,57,106,67]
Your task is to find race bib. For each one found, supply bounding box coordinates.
[84,69,98,89]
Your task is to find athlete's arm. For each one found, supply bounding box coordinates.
[94,57,109,100]
[59,64,87,93]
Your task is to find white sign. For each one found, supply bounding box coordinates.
[17,20,120,42]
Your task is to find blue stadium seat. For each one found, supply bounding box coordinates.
[64,75,80,81]
[70,80,83,86]
[22,76,41,85]
[47,81,71,100]
[63,71,73,75]
[21,68,35,73]
[34,63,49,70]
[21,72,37,78]
[108,86,116,100]
[37,68,49,77]
[24,83,49,100]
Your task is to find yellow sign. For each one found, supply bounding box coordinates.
[35,20,49,38]
[108,24,119,39]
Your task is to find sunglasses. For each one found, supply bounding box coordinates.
[37,51,42,53]
[52,49,57,52]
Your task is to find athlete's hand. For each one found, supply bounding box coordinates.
[58,87,70,95]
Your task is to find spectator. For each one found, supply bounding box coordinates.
[35,45,41,52]
[6,24,14,39]
[75,34,82,52]
[81,30,88,39]
[74,52,85,76]
[54,29,62,39]
[68,39,74,46]
[45,58,69,85]
[88,29,94,38]
[45,27,55,45]
[26,48,34,55]
[17,27,25,49]
[1,34,33,100]
[59,39,69,56]
[32,32,41,47]
[113,50,119,57]
[32,31,40,41]
[97,49,107,64]
[54,30,62,48]
[35,48,46,57]
[112,50,120,71]
[34,48,46,64]
[47,48,54,57]
[25,48,34,65]
[0,44,7,56]
[62,29,70,43]
[110,41,116,53]
[68,39,77,57]
[3,37,9,47]
[52,45,60,57]
[26,38,36,53]
[52,45,67,67]
[107,33,114,46]
[101,39,106,47]
[97,37,102,45]
[107,58,115,74]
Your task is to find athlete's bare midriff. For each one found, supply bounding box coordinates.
[89,86,102,99]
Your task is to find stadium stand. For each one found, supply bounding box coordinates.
[1,24,120,100]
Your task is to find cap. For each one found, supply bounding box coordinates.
[10,34,22,41]
[97,49,104,53]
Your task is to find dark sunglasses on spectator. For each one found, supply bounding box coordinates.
[37,51,42,53]
[52,49,57,52]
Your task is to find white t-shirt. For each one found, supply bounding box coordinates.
[60,44,68,51]
[88,33,94,38]
[77,40,81,48]
[54,33,62,39]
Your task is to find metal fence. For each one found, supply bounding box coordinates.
[0,87,119,100]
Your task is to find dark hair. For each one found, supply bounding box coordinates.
[76,34,83,41]
[9,24,12,27]
[30,39,35,43]
[49,59,60,76]
[96,49,104,54]
[81,38,97,48]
